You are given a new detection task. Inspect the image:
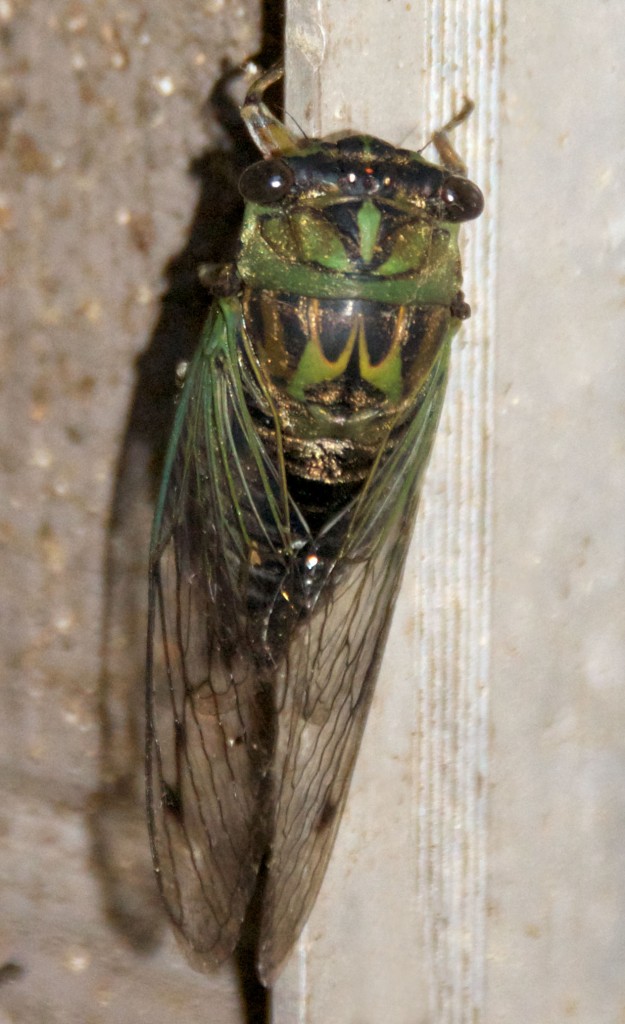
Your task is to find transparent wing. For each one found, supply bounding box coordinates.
[146,299,293,966]
[256,341,450,982]
[147,295,451,978]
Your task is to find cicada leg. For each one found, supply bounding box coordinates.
[240,60,300,157]
[431,97,475,176]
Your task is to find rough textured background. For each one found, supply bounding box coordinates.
[1,2,265,1021]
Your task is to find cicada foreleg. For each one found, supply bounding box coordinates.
[431,97,475,176]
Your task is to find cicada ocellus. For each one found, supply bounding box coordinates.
[146,62,483,984]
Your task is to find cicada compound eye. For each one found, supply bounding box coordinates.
[439,175,484,222]
[239,158,295,204]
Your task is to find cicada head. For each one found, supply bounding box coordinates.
[237,63,482,303]
[238,134,483,295]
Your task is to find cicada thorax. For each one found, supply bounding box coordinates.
[241,287,453,483]
[236,134,480,490]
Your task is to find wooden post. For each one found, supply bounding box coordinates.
[275,1,501,1020]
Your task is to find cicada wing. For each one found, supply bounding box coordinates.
[257,529,410,983]
[257,343,451,983]
[146,301,284,966]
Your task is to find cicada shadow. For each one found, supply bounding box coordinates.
[91,65,260,968]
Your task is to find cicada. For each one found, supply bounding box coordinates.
[146,62,483,985]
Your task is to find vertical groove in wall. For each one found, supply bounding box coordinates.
[415,1,501,1021]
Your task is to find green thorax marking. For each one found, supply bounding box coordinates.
[357,200,383,265]
[241,289,460,439]
[287,304,403,404]
[237,204,462,306]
